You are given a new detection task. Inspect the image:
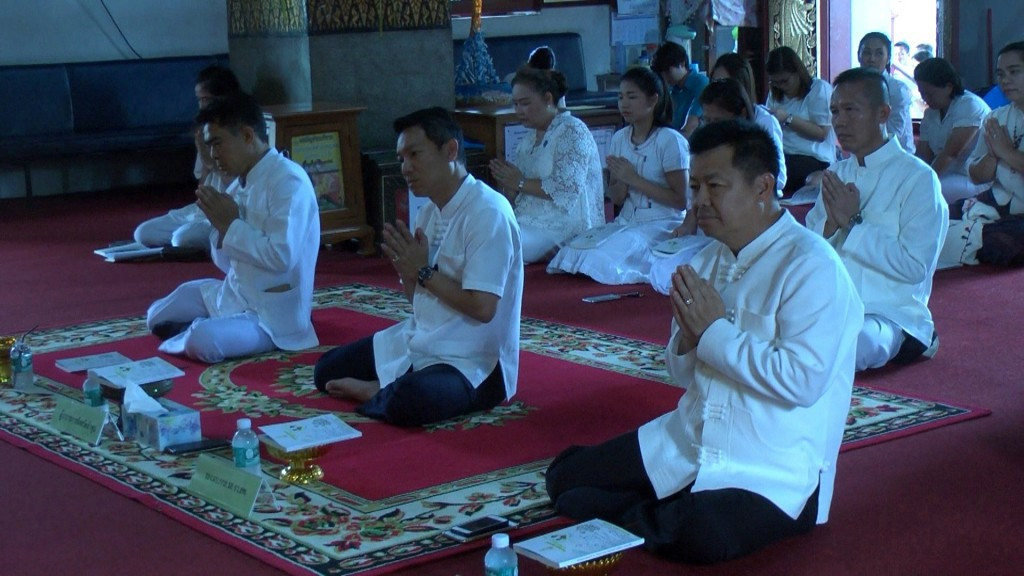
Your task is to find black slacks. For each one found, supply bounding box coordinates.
[545,429,819,565]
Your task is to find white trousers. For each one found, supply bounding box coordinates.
[134,208,212,249]
[521,225,564,264]
[146,279,275,363]
[856,314,905,371]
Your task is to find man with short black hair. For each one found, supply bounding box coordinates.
[545,120,863,564]
[146,91,320,362]
[652,41,708,136]
[313,107,523,427]
[807,67,947,370]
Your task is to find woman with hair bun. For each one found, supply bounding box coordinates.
[489,65,604,263]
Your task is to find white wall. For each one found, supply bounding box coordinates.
[452,5,612,92]
[0,0,227,65]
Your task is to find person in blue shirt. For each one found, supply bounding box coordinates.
[652,42,709,137]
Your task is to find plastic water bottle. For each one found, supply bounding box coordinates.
[82,376,104,407]
[484,533,518,576]
[232,418,261,476]
[10,340,34,390]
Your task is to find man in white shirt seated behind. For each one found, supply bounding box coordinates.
[313,107,523,427]
[807,67,948,371]
[545,120,863,564]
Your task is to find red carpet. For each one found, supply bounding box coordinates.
[2,189,1023,575]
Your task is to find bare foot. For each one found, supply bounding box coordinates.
[323,378,380,402]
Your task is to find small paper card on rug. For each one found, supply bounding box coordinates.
[258,413,361,452]
[87,357,184,388]
[189,453,264,518]
[55,351,131,373]
[52,395,108,445]
[513,519,644,569]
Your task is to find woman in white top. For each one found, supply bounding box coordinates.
[914,57,992,203]
[766,46,835,193]
[649,78,787,295]
[857,32,916,153]
[710,53,788,191]
[548,66,689,285]
[489,66,604,263]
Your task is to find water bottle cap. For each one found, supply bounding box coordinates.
[491,533,509,548]
[237,418,252,430]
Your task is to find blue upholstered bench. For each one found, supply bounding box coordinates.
[0,54,229,196]
[454,33,617,108]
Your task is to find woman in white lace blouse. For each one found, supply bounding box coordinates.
[489,66,604,263]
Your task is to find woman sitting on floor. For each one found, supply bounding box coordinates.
[941,40,1024,267]
[547,66,689,285]
[649,78,786,295]
[488,66,604,264]
[857,32,916,153]
[914,57,992,203]
[709,52,788,192]
[766,46,836,194]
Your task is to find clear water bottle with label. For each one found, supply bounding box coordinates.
[484,533,518,576]
[232,418,261,476]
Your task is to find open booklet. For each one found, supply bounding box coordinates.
[87,357,185,388]
[779,182,821,207]
[513,518,644,569]
[94,241,164,262]
[94,241,207,263]
[259,414,362,452]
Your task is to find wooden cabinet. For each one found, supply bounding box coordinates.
[263,103,375,255]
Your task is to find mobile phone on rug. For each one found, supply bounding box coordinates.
[444,515,518,542]
[164,437,230,455]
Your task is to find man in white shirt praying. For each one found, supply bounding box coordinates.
[545,120,863,564]
[146,91,320,363]
[313,107,523,426]
[807,67,948,370]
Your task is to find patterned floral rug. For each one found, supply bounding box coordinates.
[0,284,989,575]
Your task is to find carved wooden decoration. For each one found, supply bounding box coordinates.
[768,0,819,76]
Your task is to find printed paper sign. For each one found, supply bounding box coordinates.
[188,453,264,518]
[52,395,107,445]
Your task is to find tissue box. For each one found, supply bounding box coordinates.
[123,398,201,450]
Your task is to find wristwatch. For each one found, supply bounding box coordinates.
[784,114,794,127]
[417,264,437,287]
[516,177,526,196]
[847,210,864,228]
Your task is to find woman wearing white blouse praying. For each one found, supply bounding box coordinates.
[766,46,835,194]
[547,66,689,285]
[489,66,604,263]
[914,57,992,203]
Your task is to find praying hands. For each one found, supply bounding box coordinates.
[670,265,725,356]
[820,171,862,238]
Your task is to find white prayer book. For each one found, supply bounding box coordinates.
[568,225,626,250]
[93,241,164,262]
[513,519,644,569]
[779,183,821,206]
[87,357,185,388]
[55,351,131,373]
[259,414,362,452]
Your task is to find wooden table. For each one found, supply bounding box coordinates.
[263,102,375,254]
[453,105,623,162]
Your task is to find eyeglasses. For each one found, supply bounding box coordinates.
[768,75,793,87]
